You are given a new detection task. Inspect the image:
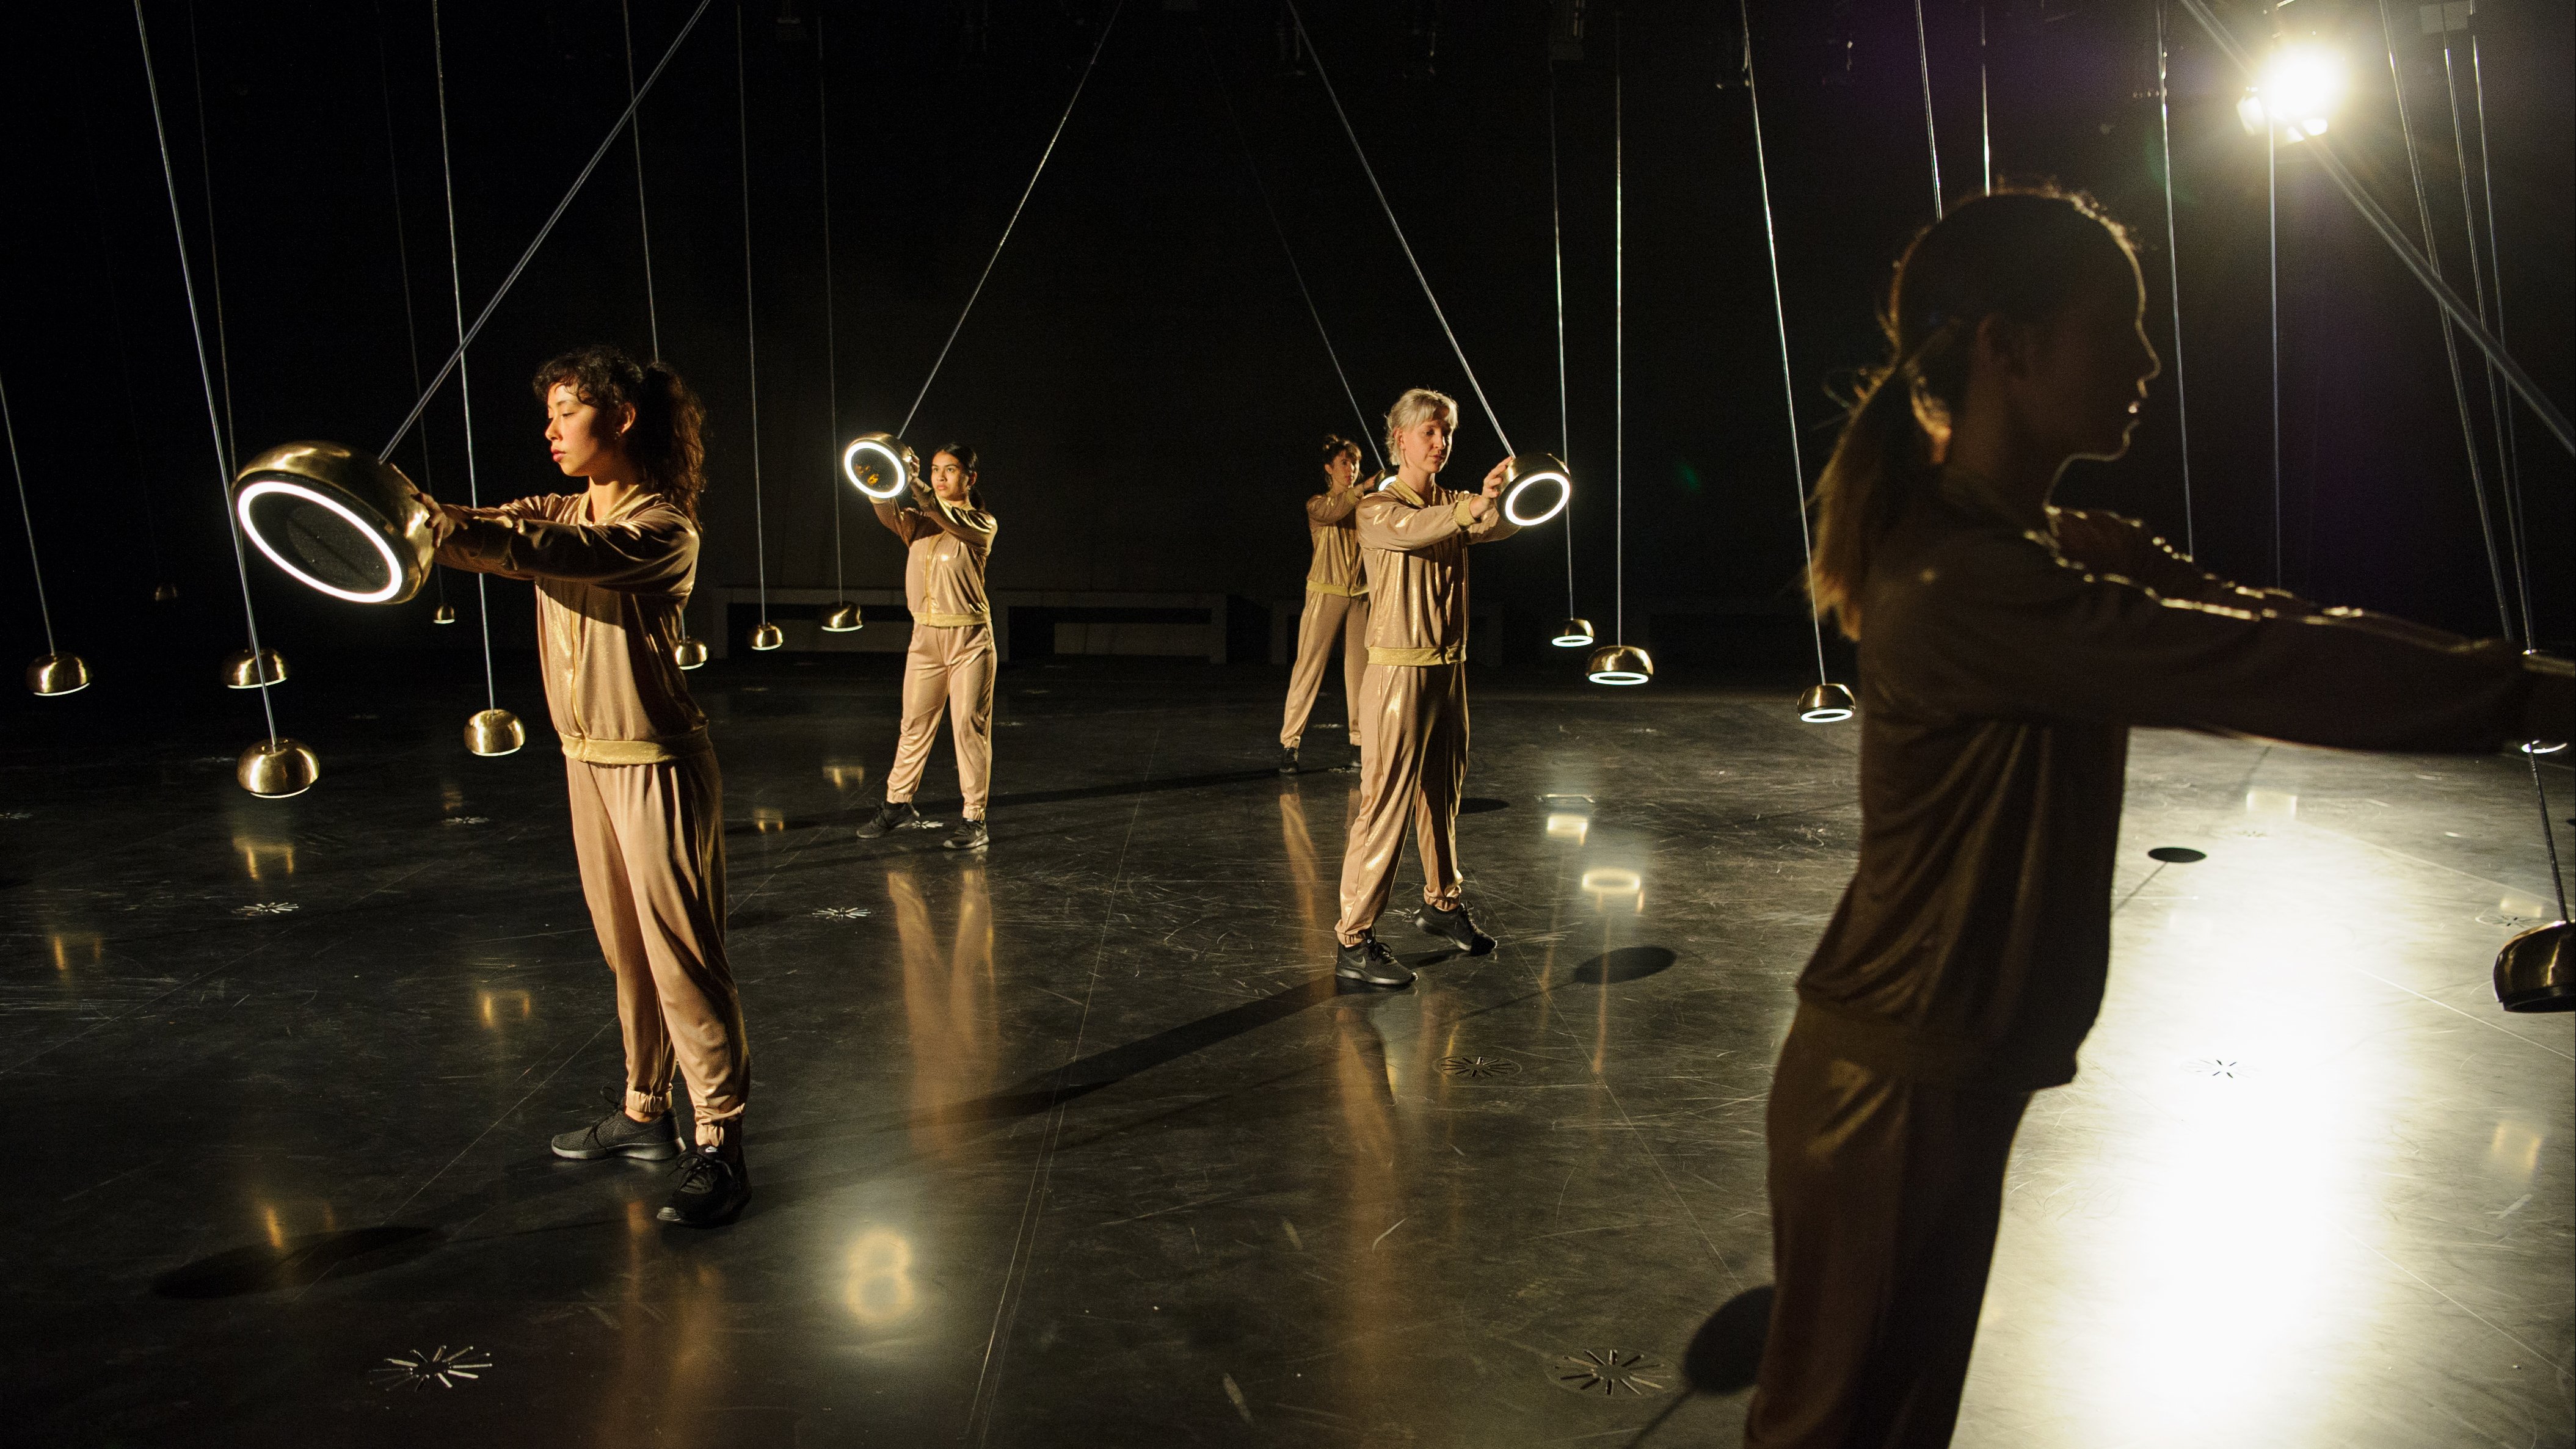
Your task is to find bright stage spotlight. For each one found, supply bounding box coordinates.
[2239,42,2342,140]
[841,434,914,501]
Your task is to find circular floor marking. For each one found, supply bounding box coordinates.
[370,1345,491,1391]
[1436,1055,1521,1078]
[1552,1348,1672,1397]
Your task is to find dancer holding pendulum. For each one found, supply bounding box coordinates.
[856,445,999,851]
[420,346,752,1229]
[1744,190,2572,1448]
[1278,435,1372,775]
[1331,390,1519,989]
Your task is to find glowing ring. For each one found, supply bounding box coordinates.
[1551,631,1593,647]
[1588,669,1651,686]
[842,437,911,500]
[235,479,404,603]
[1579,868,1642,895]
[1502,470,1570,527]
[1800,705,1855,724]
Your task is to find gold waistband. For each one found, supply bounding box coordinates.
[1367,644,1466,667]
[561,727,712,766]
[913,610,991,628]
[1306,579,1367,598]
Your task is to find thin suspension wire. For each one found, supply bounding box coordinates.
[622,0,661,358]
[431,0,500,712]
[1284,0,1516,457]
[1548,54,1574,616]
[2445,43,2530,647]
[134,0,278,746]
[379,0,713,462]
[1194,21,1381,471]
[2533,751,2570,923]
[374,0,445,616]
[735,4,769,623]
[2265,123,2280,586]
[2373,1,2512,637]
[901,0,1128,439]
[186,0,238,474]
[817,8,844,598]
[2468,41,2533,652]
[1614,23,1625,646]
[1976,1,1990,194]
[1912,0,1943,217]
[1,375,59,656]
[2153,1,2195,557]
[1736,0,1832,689]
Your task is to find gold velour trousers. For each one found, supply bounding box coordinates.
[1280,590,1369,749]
[886,622,997,818]
[1333,660,1468,944]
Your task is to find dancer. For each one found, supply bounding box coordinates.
[423,345,752,1228]
[1746,189,2571,1448]
[1331,389,1520,989]
[1278,435,1372,774]
[856,444,998,851]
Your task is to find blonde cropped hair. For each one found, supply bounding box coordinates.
[1383,387,1460,464]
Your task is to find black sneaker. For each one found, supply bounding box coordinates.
[1334,937,1415,989]
[1277,745,1300,775]
[1417,902,1495,956]
[550,1109,680,1161]
[943,817,989,851]
[657,1143,751,1227]
[856,800,920,838]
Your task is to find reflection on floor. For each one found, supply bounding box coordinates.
[4,658,2568,1447]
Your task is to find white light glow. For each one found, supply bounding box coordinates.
[1800,705,1854,724]
[1502,470,1570,527]
[2241,43,2341,139]
[1551,631,1593,647]
[236,479,404,603]
[842,438,910,499]
[1588,669,1650,686]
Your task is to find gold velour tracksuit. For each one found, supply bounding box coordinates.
[876,487,999,818]
[1745,470,2572,1449]
[1279,481,1369,749]
[1333,475,1519,946]
[434,491,749,1149]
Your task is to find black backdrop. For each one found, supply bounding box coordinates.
[2,0,2567,683]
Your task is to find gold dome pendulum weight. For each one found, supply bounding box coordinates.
[432,602,457,625]
[27,653,90,696]
[237,738,321,799]
[1799,682,1856,724]
[223,646,288,689]
[820,602,862,633]
[1587,643,1653,686]
[2495,922,2574,1014]
[4,370,91,697]
[750,622,783,652]
[1553,618,1595,648]
[674,635,708,670]
[464,708,525,757]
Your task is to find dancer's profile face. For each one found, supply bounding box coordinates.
[929,451,975,502]
[1985,263,2159,468]
[1324,450,1360,489]
[1396,415,1452,475]
[544,382,633,481]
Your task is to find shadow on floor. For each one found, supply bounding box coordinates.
[151,1225,445,1299]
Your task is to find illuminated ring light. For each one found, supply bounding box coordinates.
[231,441,434,605]
[1586,642,1653,686]
[1500,453,1572,528]
[841,433,912,501]
[1552,617,1595,648]
[1798,682,1857,724]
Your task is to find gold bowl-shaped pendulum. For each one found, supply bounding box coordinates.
[26,653,90,695]
[464,708,526,757]
[236,738,320,798]
[1586,643,1653,686]
[820,602,863,633]
[749,622,784,652]
[153,581,180,602]
[841,432,914,500]
[1499,453,1573,527]
[432,603,457,625]
[1552,617,1595,647]
[223,646,288,689]
[674,637,709,670]
[1797,682,1857,724]
[2495,920,2574,1014]
[231,441,435,605]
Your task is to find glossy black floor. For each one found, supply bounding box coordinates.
[5,652,2571,1448]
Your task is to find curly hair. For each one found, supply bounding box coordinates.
[1319,434,1363,474]
[529,344,708,521]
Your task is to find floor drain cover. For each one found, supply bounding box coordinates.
[1552,1348,1670,1396]
[233,902,300,918]
[1437,1055,1521,1078]
[370,1345,490,1390]
[812,907,873,921]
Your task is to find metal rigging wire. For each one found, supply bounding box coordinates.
[430,0,500,713]
[379,0,714,462]
[1734,0,1833,693]
[374,0,446,617]
[185,0,239,476]
[900,0,1129,440]
[1193,20,1381,472]
[622,0,661,359]
[2444,41,2531,647]
[1912,0,1943,217]
[133,0,279,746]
[1281,0,1520,457]
[2152,1,2196,557]
[1548,53,1576,619]
[1614,17,1626,647]
[817,7,846,602]
[1977,1,1992,195]
[2265,116,2281,586]
[2,374,60,658]
[734,3,770,629]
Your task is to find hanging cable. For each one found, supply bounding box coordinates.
[735,4,771,637]
[134,0,278,746]
[900,0,1127,439]
[2443,42,2530,647]
[1912,0,1943,217]
[379,0,713,462]
[816,8,846,605]
[1736,0,1832,697]
[186,0,239,475]
[2265,121,2281,586]
[1194,21,1380,471]
[1614,27,1625,648]
[2371,1,2511,638]
[2,374,62,659]
[2152,2,2196,557]
[431,0,501,715]
[622,0,661,359]
[1976,2,1991,194]
[376,0,448,621]
[1548,51,1576,621]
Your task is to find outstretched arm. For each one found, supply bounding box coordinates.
[430,503,695,592]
